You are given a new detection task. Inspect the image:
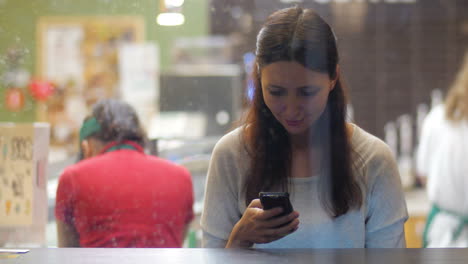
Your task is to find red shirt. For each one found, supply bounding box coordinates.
[55,142,194,247]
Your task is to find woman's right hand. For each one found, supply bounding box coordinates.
[225,199,300,248]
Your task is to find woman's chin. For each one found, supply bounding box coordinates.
[284,125,308,136]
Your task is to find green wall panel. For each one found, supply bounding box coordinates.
[0,0,209,121]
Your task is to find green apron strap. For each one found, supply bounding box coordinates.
[422,204,440,248]
[422,204,468,247]
[452,215,468,242]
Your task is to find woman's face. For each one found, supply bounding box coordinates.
[261,61,336,136]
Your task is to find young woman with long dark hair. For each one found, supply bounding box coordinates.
[201,6,407,248]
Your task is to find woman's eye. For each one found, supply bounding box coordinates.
[269,90,285,96]
[301,90,318,96]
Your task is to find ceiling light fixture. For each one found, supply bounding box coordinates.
[157,0,185,26]
[157,12,185,26]
[165,0,184,8]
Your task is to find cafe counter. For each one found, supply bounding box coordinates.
[2,248,468,264]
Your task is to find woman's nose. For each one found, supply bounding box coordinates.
[282,96,302,116]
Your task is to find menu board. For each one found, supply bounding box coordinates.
[0,124,34,226]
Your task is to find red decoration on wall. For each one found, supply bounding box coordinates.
[29,80,54,101]
[5,87,25,111]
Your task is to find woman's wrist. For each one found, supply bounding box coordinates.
[226,224,253,248]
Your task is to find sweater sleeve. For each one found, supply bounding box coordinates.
[200,130,245,248]
[55,168,76,225]
[364,140,409,248]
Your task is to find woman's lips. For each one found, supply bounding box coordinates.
[286,119,304,127]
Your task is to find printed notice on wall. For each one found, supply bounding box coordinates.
[0,125,34,226]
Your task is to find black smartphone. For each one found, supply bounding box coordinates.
[259,192,294,217]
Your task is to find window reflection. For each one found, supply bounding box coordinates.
[0,0,467,249]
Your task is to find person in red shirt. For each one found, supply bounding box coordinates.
[55,99,194,247]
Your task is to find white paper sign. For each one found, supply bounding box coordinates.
[45,25,84,88]
[118,43,159,101]
[0,124,34,226]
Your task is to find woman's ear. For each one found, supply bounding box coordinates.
[81,140,92,159]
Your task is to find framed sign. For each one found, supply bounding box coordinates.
[36,16,144,149]
[0,124,34,226]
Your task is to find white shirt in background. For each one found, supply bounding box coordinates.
[417,104,468,247]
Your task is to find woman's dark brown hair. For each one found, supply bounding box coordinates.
[87,99,147,147]
[243,6,362,217]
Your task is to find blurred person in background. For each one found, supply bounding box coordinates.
[417,53,468,248]
[55,99,194,247]
[201,6,408,248]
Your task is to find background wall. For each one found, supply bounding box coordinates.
[3,0,468,140]
[211,0,468,139]
[0,0,209,122]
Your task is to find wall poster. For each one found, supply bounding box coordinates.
[36,16,144,153]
